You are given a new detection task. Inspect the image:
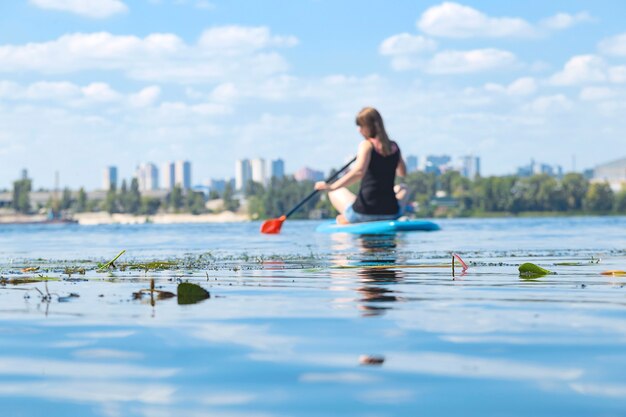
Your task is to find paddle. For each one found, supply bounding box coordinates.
[260,156,357,234]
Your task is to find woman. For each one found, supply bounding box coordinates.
[315,107,407,224]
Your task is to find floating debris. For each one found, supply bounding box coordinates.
[359,355,385,366]
[601,270,626,276]
[97,250,126,271]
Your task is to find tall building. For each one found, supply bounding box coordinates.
[425,155,451,174]
[461,155,481,179]
[174,160,192,190]
[136,163,159,191]
[250,158,267,185]
[103,166,118,190]
[271,158,285,178]
[162,162,175,190]
[294,167,324,182]
[235,159,251,191]
[406,155,418,173]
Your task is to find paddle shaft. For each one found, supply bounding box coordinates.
[284,157,357,219]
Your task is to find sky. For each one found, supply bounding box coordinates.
[1,0,625,190]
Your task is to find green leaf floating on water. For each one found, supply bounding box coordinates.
[518,262,552,279]
[177,283,210,305]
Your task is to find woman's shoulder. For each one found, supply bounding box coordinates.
[359,140,374,151]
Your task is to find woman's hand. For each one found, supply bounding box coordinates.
[314,181,330,191]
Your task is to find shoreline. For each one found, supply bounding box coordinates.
[0,212,250,225]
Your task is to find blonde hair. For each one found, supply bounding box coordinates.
[355,107,392,156]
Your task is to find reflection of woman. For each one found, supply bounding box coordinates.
[314,107,407,224]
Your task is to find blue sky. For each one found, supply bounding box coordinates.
[1,0,625,190]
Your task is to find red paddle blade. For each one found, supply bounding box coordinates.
[260,215,286,234]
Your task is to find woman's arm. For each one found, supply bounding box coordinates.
[315,141,372,191]
[396,152,407,178]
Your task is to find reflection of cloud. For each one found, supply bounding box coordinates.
[570,383,626,398]
[74,348,144,360]
[0,357,176,379]
[199,392,257,406]
[192,323,298,352]
[300,372,379,384]
[70,330,136,339]
[384,352,582,381]
[0,381,175,404]
[357,389,414,404]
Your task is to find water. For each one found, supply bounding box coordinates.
[1,217,626,416]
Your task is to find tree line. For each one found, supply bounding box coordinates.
[10,171,626,218]
[242,171,626,219]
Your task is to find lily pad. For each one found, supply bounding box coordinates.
[519,262,551,279]
[177,283,210,305]
[601,270,626,276]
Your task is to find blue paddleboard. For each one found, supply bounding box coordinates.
[315,219,440,234]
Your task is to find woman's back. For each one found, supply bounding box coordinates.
[352,142,400,215]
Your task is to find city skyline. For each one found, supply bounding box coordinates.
[1,1,626,189]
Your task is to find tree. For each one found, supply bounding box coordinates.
[140,197,161,215]
[613,189,626,214]
[125,178,141,214]
[61,188,73,210]
[562,173,588,211]
[584,182,614,212]
[168,185,183,212]
[186,191,206,215]
[222,183,239,212]
[12,179,31,214]
[104,184,118,214]
[75,188,87,212]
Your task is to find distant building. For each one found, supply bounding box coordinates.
[162,162,175,190]
[517,160,562,178]
[235,159,251,191]
[102,166,118,190]
[406,155,418,173]
[592,156,626,191]
[174,160,191,190]
[21,169,28,181]
[271,158,285,178]
[294,167,324,182]
[136,163,159,192]
[208,179,227,194]
[425,155,451,175]
[461,155,481,179]
[250,158,267,185]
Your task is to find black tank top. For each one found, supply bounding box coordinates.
[352,142,400,215]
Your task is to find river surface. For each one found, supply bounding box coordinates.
[1,217,625,417]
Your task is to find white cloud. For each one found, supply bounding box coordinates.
[417,2,535,38]
[198,26,298,53]
[550,55,608,85]
[525,94,572,113]
[484,77,537,96]
[598,32,626,56]
[379,33,437,56]
[129,86,161,107]
[426,49,517,74]
[579,86,616,101]
[379,33,437,70]
[81,82,122,102]
[29,0,128,19]
[549,55,626,86]
[540,12,593,30]
[609,66,626,83]
[0,27,297,83]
